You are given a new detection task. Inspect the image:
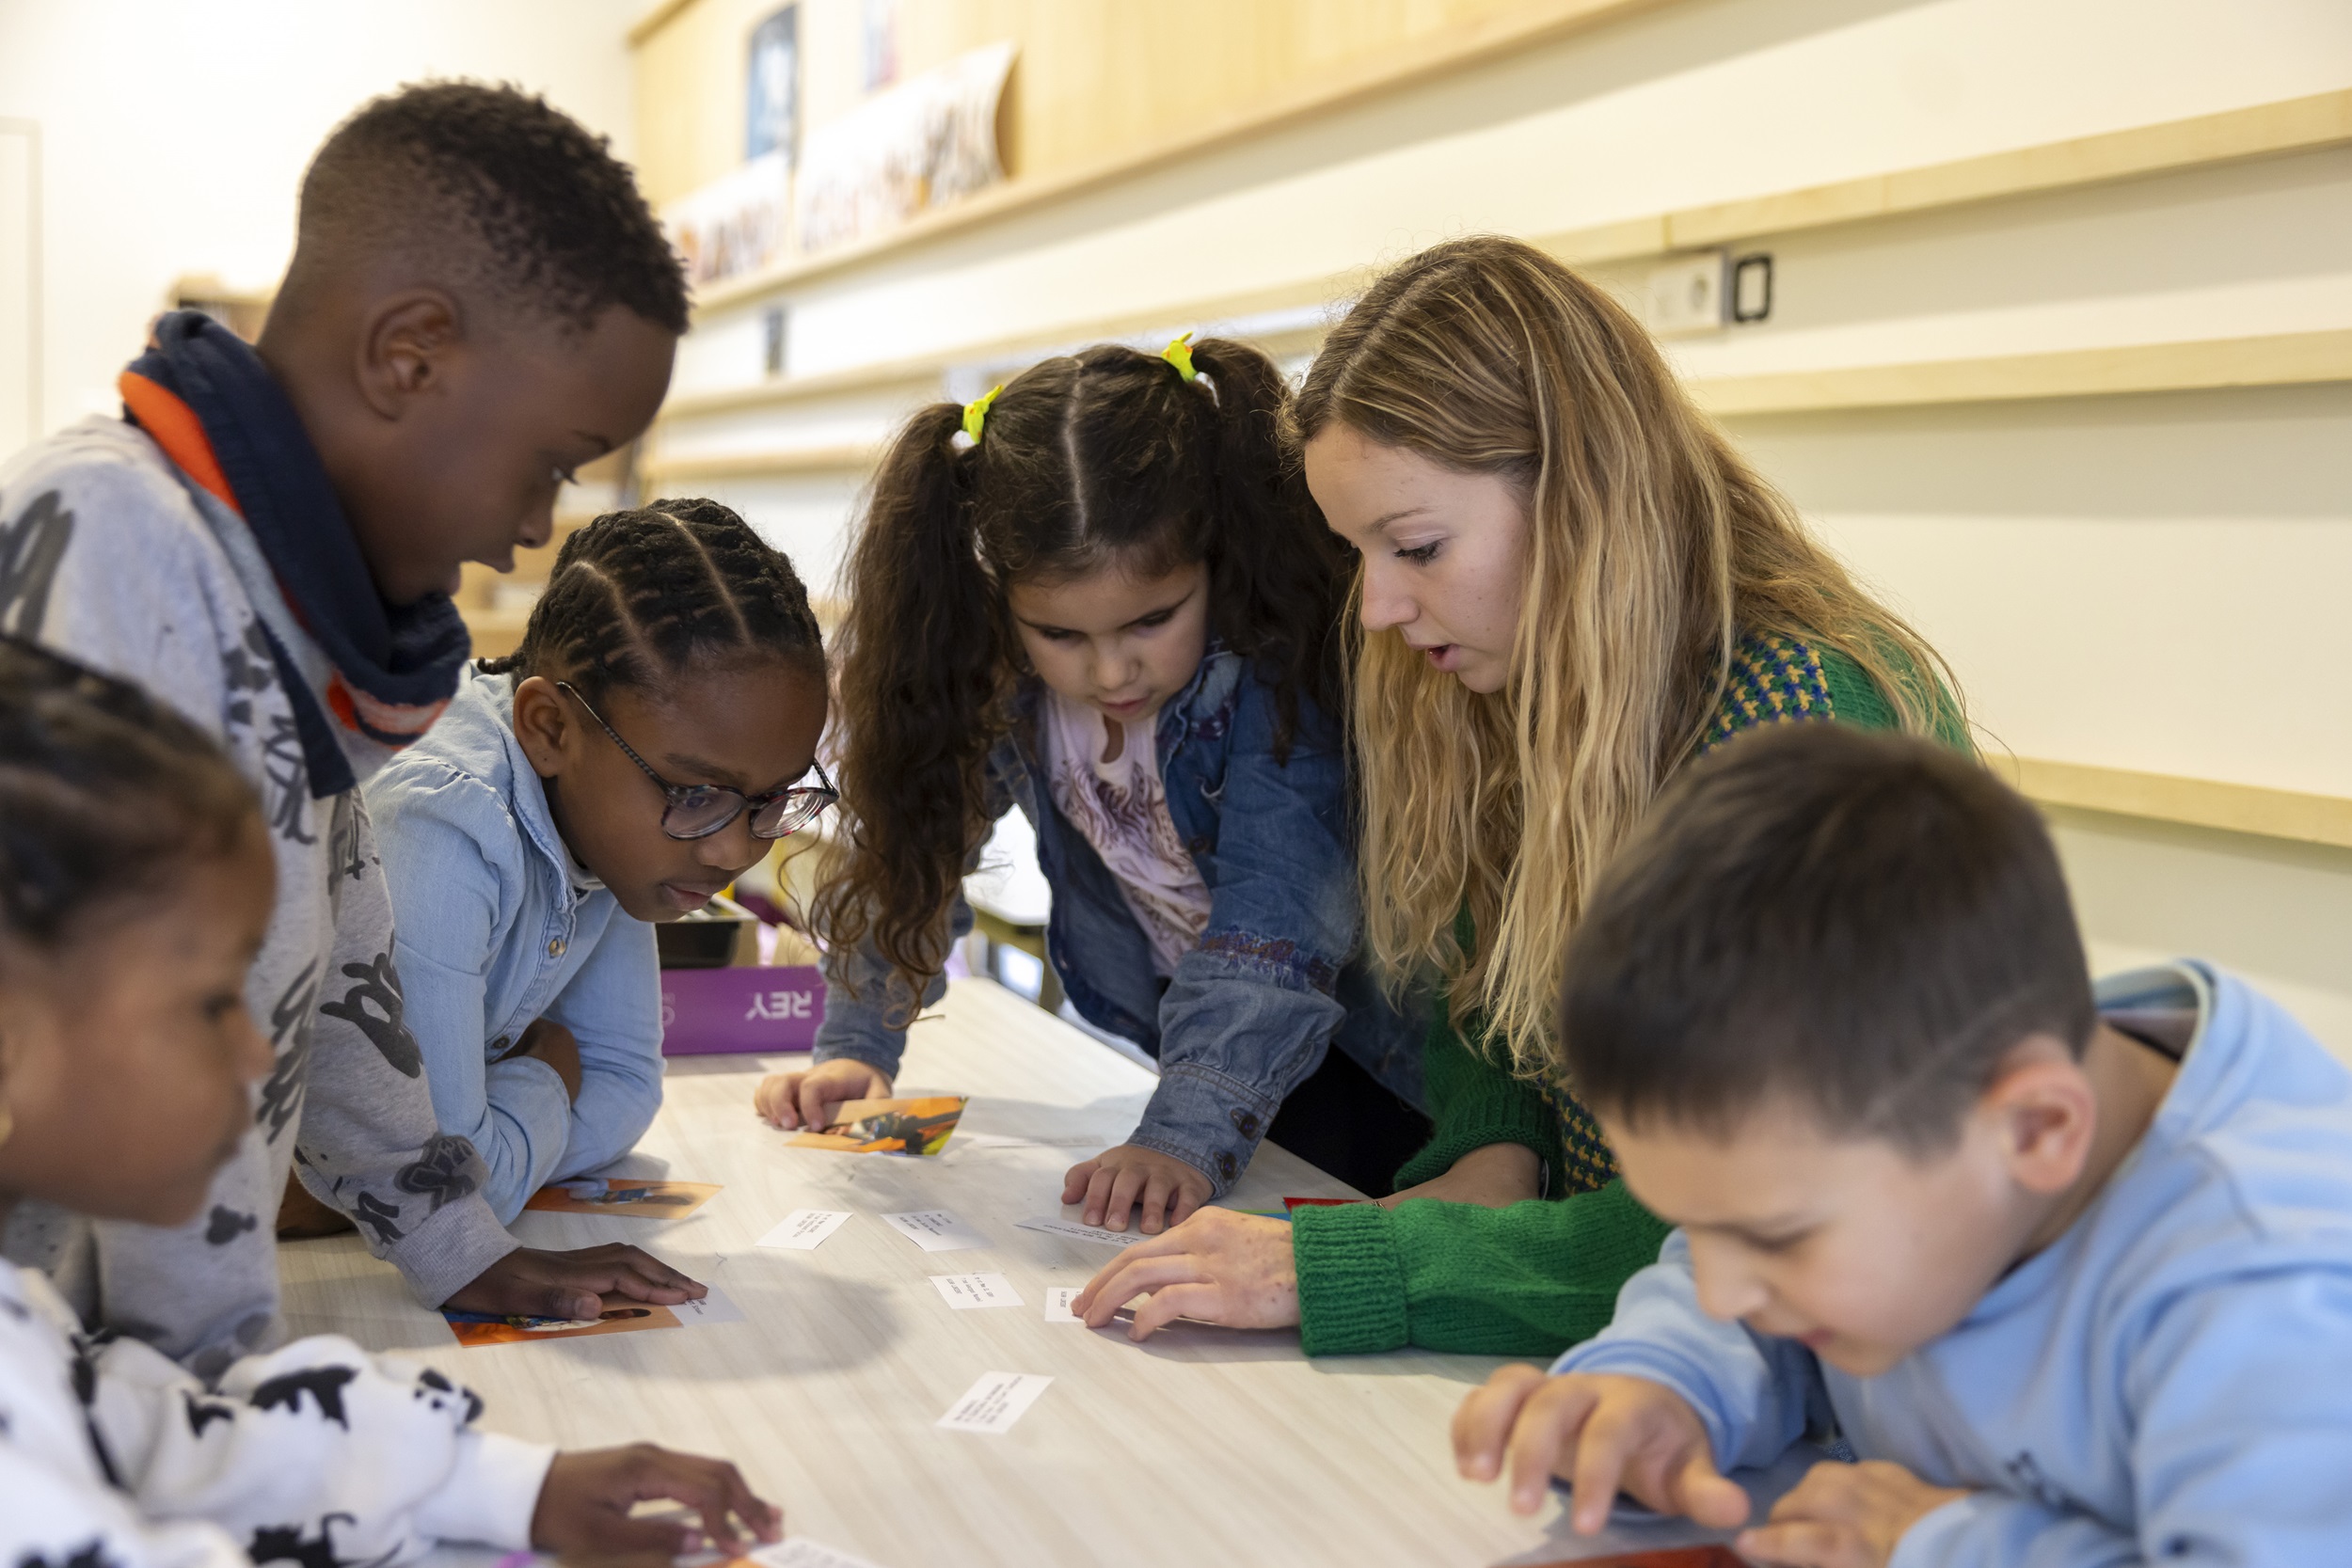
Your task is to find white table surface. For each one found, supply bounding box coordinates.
[279,977,1776,1568]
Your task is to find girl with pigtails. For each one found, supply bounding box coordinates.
[754,337,1427,1233]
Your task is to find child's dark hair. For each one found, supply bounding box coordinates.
[820,339,1348,1004]
[0,638,260,948]
[278,79,689,336]
[1558,723,2097,1153]
[480,498,824,700]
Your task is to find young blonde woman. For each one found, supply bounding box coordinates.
[1074,234,1965,1354]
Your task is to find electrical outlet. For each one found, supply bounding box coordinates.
[1643,250,1726,337]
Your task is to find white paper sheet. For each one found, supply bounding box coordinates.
[749,1539,886,1568]
[882,1209,990,1252]
[756,1209,852,1250]
[673,1288,746,1325]
[1043,1286,1082,1323]
[929,1272,1024,1309]
[1015,1213,1146,1249]
[935,1370,1053,1434]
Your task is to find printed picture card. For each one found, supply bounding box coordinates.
[929,1272,1024,1309]
[935,1370,1053,1434]
[731,1539,887,1568]
[1015,1213,1148,1249]
[443,1286,744,1347]
[787,1096,968,1156]
[524,1178,721,1218]
[756,1209,852,1250]
[881,1209,989,1252]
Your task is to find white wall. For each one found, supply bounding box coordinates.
[656,0,2352,1056]
[0,0,644,444]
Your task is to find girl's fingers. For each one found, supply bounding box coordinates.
[1061,1157,1103,1204]
[1100,1166,1149,1232]
[1137,1173,1174,1235]
[1081,1166,1120,1227]
[1451,1364,1548,1481]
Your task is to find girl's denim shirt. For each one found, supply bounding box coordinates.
[363,668,663,1225]
[816,645,1423,1196]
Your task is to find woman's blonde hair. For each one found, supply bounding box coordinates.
[1293,235,1961,1074]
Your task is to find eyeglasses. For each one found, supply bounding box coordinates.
[557,681,837,841]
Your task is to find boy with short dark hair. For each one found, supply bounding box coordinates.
[1454,724,2352,1566]
[0,80,696,1372]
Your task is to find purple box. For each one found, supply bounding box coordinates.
[660,965,825,1055]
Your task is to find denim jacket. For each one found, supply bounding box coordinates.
[816,645,1423,1195]
[363,669,663,1224]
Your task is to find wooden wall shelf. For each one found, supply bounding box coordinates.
[675,0,1673,311]
[658,88,2352,432]
[647,328,2352,481]
[1692,329,2352,418]
[641,443,881,484]
[2009,758,2352,852]
[680,84,2348,320]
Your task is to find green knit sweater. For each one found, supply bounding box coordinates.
[1294,635,1925,1357]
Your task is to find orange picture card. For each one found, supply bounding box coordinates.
[523,1178,722,1218]
[442,1288,744,1347]
[444,1302,683,1347]
[786,1095,968,1156]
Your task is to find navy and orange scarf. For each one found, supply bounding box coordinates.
[120,310,469,797]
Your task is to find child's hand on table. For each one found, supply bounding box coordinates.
[754,1058,892,1130]
[450,1244,707,1323]
[1732,1459,1967,1568]
[1061,1144,1213,1233]
[1073,1207,1297,1338]
[1452,1365,1751,1531]
[533,1443,780,1559]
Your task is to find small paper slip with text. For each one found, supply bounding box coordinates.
[1044,1286,1081,1323]
[936,1370,1053,1434]
[882,1209,988,1252]
[741,1538,887,1568]
[930,1272,1023,1309]
[1015,1213,1145,1248]
[756,1209,851,1250]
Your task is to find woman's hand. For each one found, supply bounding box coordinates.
[1378,1141,1542,1209]
[754,1057,892,1131]
[1072,1207,1299,1339]
[1060,1144,1215,1233]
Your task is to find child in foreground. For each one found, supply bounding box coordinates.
[759,337,1424,1227]
[1454,723,2352,1566]
[368,499,831,1223]
[0,80,698,1370]
[0,639,778,1567]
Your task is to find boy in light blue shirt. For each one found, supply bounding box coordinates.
[368,499,832,1223]
[1454,724,2352,1566]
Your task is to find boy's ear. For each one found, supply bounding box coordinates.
[1981,1037,2098,1196]
[354,290,466,420]
[510,675,573,778]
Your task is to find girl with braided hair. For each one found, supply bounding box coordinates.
[753,337,1426,1236]
[366,498,832,1224]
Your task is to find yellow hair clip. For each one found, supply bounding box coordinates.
[961,383,1003,444]
[1161,332,1199,383]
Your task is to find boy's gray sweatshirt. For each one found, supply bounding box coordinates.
[0,416,518,1375]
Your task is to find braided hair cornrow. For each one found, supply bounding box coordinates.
[481,497,824,702]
